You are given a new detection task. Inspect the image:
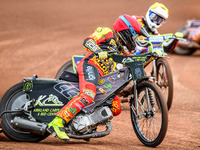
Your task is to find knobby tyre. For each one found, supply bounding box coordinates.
[0,82,49,142]
[156,58,173,110]
[55,60,74,79]
[130,81,168,147]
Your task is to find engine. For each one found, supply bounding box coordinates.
[70,106,113,134]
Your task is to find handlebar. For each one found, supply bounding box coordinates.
[96,48,163,59]
[137,33,184,45]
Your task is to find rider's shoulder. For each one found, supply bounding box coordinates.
[89,27,114,42]
[132,15,145,26]
[132,15,144,20]
[93,27,113,34]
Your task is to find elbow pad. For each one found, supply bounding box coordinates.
[83,38,102,54]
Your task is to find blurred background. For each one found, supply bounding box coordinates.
[0,0,200,149]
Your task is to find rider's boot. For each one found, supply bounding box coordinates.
[48,93,93,141]
[47,116,69,141]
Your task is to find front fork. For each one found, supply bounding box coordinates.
[130,80,155,119]
[129,80,138,117]
[133,80,138,115]
[152,59,158,84]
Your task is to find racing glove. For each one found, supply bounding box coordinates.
[175,32,183,38]
[98,51,108,60]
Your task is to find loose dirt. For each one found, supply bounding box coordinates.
[0,0,200,149]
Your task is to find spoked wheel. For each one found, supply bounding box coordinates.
[156,58,173,110]
[130,81,168,147]
[55,60,74,79]
[0,82,49,142]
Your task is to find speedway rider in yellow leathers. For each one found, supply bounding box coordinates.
[47,14,150,141]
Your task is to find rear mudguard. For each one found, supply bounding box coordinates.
[23,77,79,122]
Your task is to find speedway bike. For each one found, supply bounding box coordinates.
[174,19,200,55]
[0,51,168,147]
[55,33,182,110]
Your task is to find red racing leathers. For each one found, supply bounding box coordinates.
[56,27,123,123]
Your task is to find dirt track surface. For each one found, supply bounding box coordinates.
[0,0,200,149]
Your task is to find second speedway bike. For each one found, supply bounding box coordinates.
[0,51,168,147]
[174,19,200,55]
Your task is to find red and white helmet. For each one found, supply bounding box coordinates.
[113,14,149,51]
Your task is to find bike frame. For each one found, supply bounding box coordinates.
[137,34,173,85]
[110,53,153,118]
[17,53,152,123]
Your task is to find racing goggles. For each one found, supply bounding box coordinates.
[149,10,166,25]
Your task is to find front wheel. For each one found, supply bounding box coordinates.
[156,58,173,110]
[0,82,49,142]
[130,81,168,147]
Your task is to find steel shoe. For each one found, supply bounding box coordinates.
[47,117,69,141]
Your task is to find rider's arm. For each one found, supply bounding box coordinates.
[83,38,107,60]
[83,27,113,54]
[135,39,150,48]
[163,39,178,53]
[83,38,103,54]
[155,29,179,53]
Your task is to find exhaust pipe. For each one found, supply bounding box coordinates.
[11,117,48,135]
[67,122,112,139]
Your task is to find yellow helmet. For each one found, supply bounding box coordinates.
[146,2,169,31]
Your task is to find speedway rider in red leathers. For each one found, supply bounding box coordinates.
[132,2,179,54]
[47,14,149,141]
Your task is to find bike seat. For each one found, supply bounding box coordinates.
[59,71,79,82]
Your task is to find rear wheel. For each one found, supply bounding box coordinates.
[130,81,168,147]
[156,58,173,110]
[55,60,74,79]
[0,82,49,142]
